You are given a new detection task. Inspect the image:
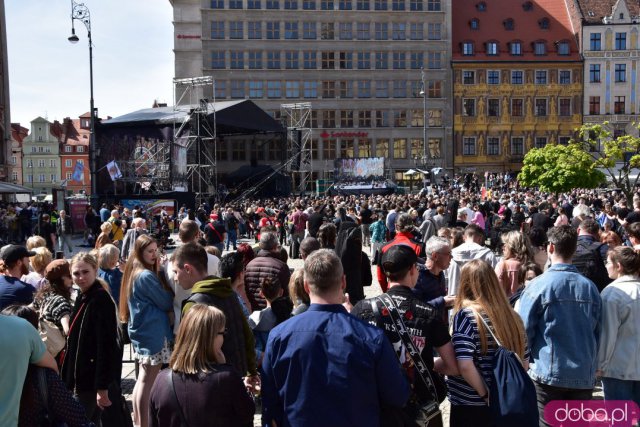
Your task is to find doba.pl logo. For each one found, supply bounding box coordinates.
[544,400,639,426]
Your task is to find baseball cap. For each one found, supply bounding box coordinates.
[381,245,417,277]
[44,259,71,283]
[0,245,36,264]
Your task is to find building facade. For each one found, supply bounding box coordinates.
[574,0,640,137]
[171,0,453,190]
[9,123,27,185]
[60,114,91,196]
[22,117,62,195]
[451,0,583,174]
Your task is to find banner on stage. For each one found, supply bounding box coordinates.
[106,161,122,181]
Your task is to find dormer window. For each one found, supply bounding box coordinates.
[486,41,498,55]
[510,41,522,55]
[556,40,570,55]
[538,18,549,29]
[470,18,479,29]
[522,1,532,11]
[503,18,514,30]
[462,42,474,55]
[476,1,486,11]
[619,13,624,19]
[534,41,546,55]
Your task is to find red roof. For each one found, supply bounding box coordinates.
[576,0,640,24]
[452,0,581,62]
[10,124,28,143]
[62,117,90,146]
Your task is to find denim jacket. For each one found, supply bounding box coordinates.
[517,264,602,389]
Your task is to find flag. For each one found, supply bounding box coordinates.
[72,161,85,182]
[106,160,122,181]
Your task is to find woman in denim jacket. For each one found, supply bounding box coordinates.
[119,235,174,427]
[597,246,640,405]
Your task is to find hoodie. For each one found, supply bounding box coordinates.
[451,241,498,268]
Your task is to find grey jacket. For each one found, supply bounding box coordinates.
[597,275,640,380]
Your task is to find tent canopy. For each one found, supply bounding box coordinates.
[0,182,34,194]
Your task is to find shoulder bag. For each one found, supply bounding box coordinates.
[169,371,191,427]
[38,299,66,357]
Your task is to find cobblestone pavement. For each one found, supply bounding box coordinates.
[55,233,601,426]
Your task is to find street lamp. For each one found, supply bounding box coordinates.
[68,0,97,205]
[419,67,428,188]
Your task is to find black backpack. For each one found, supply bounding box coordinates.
[573,240,611,292]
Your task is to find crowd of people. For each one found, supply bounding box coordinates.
[0,182,639,427]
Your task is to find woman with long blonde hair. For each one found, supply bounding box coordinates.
[495,230,533,297]
[149,304,255,427]
[447,259,529,427]
[119,234,173,427]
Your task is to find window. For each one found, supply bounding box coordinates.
[357,0,370,9]
[339,52,353,69]
[375,52,388,69]
[503,18,513,30]
[266,0,279,7]
[589,64,601,83]
[358,52,371,69]
[511,99,523,116]
[392,0,405,10]
[559,136,571,145]
[410,110,423,127]
[510,41,522,55]
[50,174,57,183]
[65,146,73,153]
[321,0,334,9]
[375,23,388,40]
[375,80,389,97]
[323,139,336,159]
[615,32,626,50]
[340,110,354,127]
[428,81,441,98]
[463,98,476,116]
[340,81,354,98]
[286,81,300,98]
[303,0,316,8]
[211,21,224,39]
[285,0,297,7]
[511,70,523,84]
[463,71,475,84]
[77,159,84,164]
[339,23,353,40]
[10,156,16,165]
[230,80,245,98]
[534,41,546,55]
[559,70,571,84]
[248,0,261,8]
[393,111,407,127]
[463,137,476,156]
[535,98,547,116]
[211,51,225,69]
[375,138,389,157]
[27,159,33,167]
[38,159,45,167]
[535,70,547,84]
[266,22,280,39]
[410,23,423,40]
[538,18,549,29]
[427,23,441,40]
[229,21,243,39]
[589,96,600,115]
[11,171,18,181]
[231,141,246,161]
[39,174,45,183]
[229,0,242,8]
[427,52,441,69]
[339,0,352,9]
[321,23,335,39]
[427,0,440,11]
[358,81,372,98]
[476,1,486,10]
[393,52,406,69]
[470,18,479,30]
[557,41,570,55]
[428,109,442,126]
[304,51,317,69]
[285,22,299,39]
[357,23,370,40]
[522,1,532,10]
[462,42,474,55]
[303,81,318,98]
[487,137,500,155]
[50,159,56,167]
[590,33,601,51]
[216,81,226,98]
[393,138,407,158]
[392,23,406,40]
[322,81,336,97]
[410,0,422,10]
[558,98,571,116]
[374,0,387,9]
[303,22,316,39]
[615,64,626,82]
[615,96,625,114]
[45,147,51,153]
[27,174,33,183]
[359,138,372,156]
[230,51,244,69]
[267,81,282,98]
[487,70,500,84]
[285,51,299,69]
[211,0,223,7]
[393,80,407,98]
[511,137,524,155]
[248,51,262,69]
[488,98,499,116]
[248,22,262,39]
[486,42,498,55]
[267,51,281,69]
[38,147,44,153]
[376,112,390,128]
[249,81,264,98]
[323,111,336,127]
[341,139,355,157]
[534,137,546,149]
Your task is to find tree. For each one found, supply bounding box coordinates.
[518,143,606,193]
[575,122,640,204]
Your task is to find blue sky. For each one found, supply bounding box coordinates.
[6,0,174,127]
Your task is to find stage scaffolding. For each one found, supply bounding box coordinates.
[116,137,172,193]
[281,103,312,194]
[173,76,217,205]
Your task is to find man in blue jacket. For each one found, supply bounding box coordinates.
[261,249,410,427]
[517,225,602,427]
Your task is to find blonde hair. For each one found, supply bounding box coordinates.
[454,259,527,359]
[501,230,533,262]
[170,304,226,374]
[70,251,112,294]
[98,244,120,269]
[30,247,53,273]
[288,268,309,308]
[26,236,46,251]
[100,222,113,233]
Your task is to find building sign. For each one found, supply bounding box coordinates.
[320,131,369,139]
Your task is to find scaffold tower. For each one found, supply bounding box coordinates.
[280,103,312,194]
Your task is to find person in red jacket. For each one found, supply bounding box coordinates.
[377,213,423,292]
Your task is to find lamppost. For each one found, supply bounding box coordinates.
[418,67,429,189]
[68,0,97,205]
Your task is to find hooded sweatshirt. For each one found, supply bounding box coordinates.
[451,241,498,268]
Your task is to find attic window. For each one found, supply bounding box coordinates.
[539,18,550,29]
[470,18,480,29]
[522,1,532,11]
[476,1,486,11]
[620,13,624,19]
[503,18,514,30]
[587,11,595,17]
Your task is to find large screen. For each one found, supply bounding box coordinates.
[335,157,385,178]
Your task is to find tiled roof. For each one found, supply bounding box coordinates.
[452,0,581,62]
[10,124,28,143]
[576,0,640,24]
[62,117,90,146]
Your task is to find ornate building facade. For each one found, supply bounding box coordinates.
[451,0,583,173]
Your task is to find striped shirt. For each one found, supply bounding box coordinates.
[447,307,529,406]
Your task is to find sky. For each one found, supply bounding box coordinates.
[5,0,175,127]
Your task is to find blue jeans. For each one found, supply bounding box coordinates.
[226,229,237,250]
[602,377,640,407]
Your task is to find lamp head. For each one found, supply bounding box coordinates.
[419,90,425,96]
[68,28,80,43]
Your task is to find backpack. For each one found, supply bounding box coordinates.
[573,240,610,292]
[476,315,539,427]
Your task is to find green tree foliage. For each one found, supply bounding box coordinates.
[518,143,606,193]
